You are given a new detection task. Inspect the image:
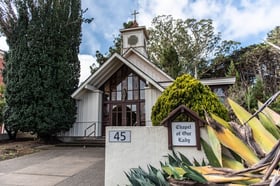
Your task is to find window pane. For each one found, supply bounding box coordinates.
[133,76,139,89]
[133,90,138,99]
[111,91,117,101]
[140,90,145,99]
[101,65,146,126]
[117,91,121,100]
[127,90,133,100]
[140,80,145,89]
[131,104,136,112]
[122,77,127,90]
[117,83,121,91]
[128,76,133,90]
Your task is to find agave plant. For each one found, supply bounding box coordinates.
[201,97,280,185]
[127,93,280,185]
[125,165,169,186]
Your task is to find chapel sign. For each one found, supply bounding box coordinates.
[160,105,206,150]
[172,122,196,146]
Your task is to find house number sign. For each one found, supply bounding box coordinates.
[109,130,131,143]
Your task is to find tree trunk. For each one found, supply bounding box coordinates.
[4,125,17,140]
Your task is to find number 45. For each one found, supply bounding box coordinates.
[114,131,126,141]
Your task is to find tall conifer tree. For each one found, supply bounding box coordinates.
[0,0,84,140]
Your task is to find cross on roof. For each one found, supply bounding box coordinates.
[131,10,139,22]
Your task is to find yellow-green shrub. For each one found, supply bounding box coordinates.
[151,74,229,125]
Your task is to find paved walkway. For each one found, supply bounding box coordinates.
[0,146,105,186]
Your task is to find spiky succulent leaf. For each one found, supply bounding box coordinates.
[162,166,185,178]
[205,112,259,166]
[126,166,168,186]
[222,155,244,170]
[167,154,179,167]
[171,150,182,165]
[181,165,208,183]
[258,101,280,127]
[210,113,232,131]
[206,125,223,166]
[203,174,260,184]
[258,112,280,139]
[178,152,192,166]
[228,98,277,153]
[193,158,201,166]
[167,164,183,180]
[201,138,222,167]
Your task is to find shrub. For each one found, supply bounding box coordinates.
[151,74,229,125]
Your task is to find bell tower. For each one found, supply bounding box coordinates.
[120,11,148,57]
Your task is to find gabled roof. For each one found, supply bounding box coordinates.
[72,48,174,99]
[160,105,206,127]
[122,48,174,84]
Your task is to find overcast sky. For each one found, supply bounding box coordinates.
[0,0,280,82]
[80,0,280,55]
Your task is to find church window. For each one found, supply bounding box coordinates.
[102,65,146,127]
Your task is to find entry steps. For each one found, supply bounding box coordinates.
[56,136,105,147]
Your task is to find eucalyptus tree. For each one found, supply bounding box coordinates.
[148,15,226,78]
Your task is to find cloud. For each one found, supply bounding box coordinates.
[78,54,98,84]
[135,0,280,45]
[3,0,279,60]
[0,36,9,51]
[216,0,280,42]
[81,0,136,55]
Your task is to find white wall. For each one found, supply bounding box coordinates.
[145,85,162,126]
[62,90,102,136]
[105,126,208,186]
[126,54,171,83]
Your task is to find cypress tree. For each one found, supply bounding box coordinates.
[1,0,84,141]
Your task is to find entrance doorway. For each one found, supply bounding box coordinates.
[112,104,137,126]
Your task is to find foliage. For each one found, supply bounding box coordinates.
[162,164,207,184]
[148,15,239,78]
[246,76,267,112]
[225,60,238,78]
[158,44,181,79]
[207,26,280,113]
[201,137,222,167]
[96,15,239,79]
[0,0,86,140]
[128,95,280,185]
[93,21,133,69]
[201,40,240,79]
[270,97,280,113]
[151,74,229,125]
[267,26,280,47]
[0,84,5,124]
[125,165,168,186]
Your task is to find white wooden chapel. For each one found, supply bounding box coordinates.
[60,21,235,138]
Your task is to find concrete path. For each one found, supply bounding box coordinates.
[0,146,105,186]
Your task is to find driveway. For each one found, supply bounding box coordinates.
[0,146,105,186]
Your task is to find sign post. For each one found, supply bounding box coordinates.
[160,105,206,150]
